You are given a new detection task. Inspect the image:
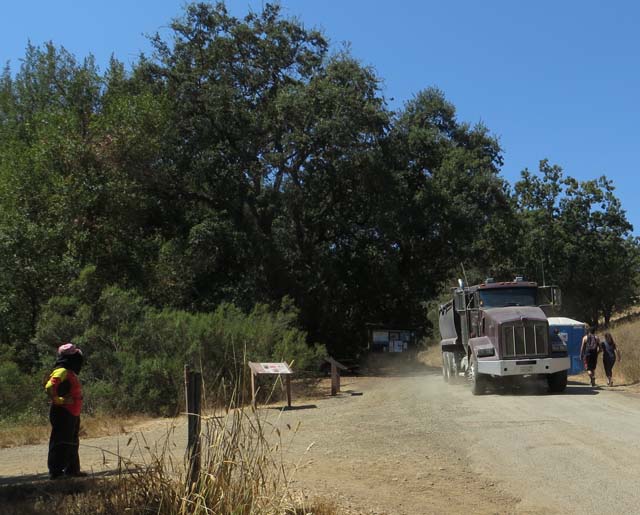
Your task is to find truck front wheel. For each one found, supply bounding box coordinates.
[469,355,487,395]
[547,370,568,393]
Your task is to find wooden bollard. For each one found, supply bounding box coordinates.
[331,362,339,396]
[184,365,201,486]
[326,357,347,396]
[285,375,292,407]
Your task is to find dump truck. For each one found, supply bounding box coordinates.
[439,277,570,394]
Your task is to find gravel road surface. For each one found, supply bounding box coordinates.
[1,368,638,514]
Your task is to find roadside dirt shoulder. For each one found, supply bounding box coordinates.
[264,374,520,514]
[0,371,517,514]
[10,368,640,514]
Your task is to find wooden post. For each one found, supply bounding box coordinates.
[184,365,201,486]
[250,368,256,408]
[326,357,346,396]
[285,374,292,408]
[331,362,338,396]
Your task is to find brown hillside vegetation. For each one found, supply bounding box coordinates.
[599,319,640,386]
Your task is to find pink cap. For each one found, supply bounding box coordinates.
[57,343,82,356]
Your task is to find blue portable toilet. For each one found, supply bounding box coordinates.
[548,317,586,375]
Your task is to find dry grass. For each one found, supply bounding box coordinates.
[1,388,342,515]
[0,423,49,449]
[594,320,640,386]
[289,498,342,515]
[0,413,154,449]
[417,343,442,369]
[0,376,331,451]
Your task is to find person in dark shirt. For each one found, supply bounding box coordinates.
[601,332,621,386]
[580,326,600,387]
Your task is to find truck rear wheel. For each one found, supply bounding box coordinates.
[469,355,487,395]
[547,370,568,393]
[448,353,460,383]
[442,352,450,382]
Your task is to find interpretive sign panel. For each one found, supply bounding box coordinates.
[248,361,294,407]
[248,362,293,375]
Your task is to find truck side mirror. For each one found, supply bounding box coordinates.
[539,286,561,308]
[454,289,466,312]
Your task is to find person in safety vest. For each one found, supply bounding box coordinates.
[45,343,87,479]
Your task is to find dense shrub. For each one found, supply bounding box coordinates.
[0,360,48,422]
[118,355,182,417]
[32,285,326,416]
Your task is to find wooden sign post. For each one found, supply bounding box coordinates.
[184,365,202,486]
[248,362,294,408]
[324,356,348,396]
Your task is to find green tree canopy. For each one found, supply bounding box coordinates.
[0,2,637,375]
[514,160,639,326]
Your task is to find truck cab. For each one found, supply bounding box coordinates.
[439,277,570,394]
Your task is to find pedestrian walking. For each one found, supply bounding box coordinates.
[601,332,621,386]
[580,326,600,387]
[44,343,87,479]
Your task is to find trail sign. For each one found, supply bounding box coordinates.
[248,361,293,407]
[248,362,293,375]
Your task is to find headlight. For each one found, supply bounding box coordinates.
[551,342,567,352]
[476,346,495,357]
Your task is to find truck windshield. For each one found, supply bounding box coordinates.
[478,287,537,308]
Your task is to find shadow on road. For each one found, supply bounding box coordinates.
[483,382,600,397]
[266,404,318,411]
[0,472,50,487]
[563,385,601,395]
[0,468,132,501]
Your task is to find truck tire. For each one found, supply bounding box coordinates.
[547,370,568,393]
[469,355,487,395]
[442,352,450,382]
[448,353,460,383]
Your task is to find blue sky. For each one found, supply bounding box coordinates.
[2,1,639,233]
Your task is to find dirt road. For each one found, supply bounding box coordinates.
[2,369,640,514]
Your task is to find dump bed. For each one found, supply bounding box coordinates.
[439,301,463,350]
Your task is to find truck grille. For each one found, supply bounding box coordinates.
[501,322,548,358]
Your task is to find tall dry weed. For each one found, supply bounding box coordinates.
[177,397,300,513]
[9,382,329,515]
[598,322,640,385]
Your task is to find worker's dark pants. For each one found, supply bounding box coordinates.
[48,406,80,476]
